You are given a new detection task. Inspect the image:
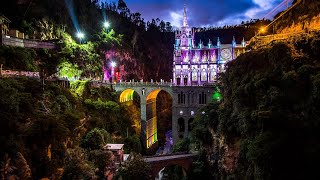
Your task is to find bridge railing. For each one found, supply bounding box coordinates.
[91,81,219,87]
[100,81,173,87]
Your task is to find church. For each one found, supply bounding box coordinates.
[173,5,246,86]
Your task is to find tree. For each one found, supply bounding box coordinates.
[116,154,151,180]
[0,154,16,180]
[123,135,142,154]
[15,152,32,180]
[81,128,111,150]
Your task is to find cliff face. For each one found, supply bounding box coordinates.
[0,78,137,179]
[211,33,320,179]
[275,0,320,34]
[279,14,320,34]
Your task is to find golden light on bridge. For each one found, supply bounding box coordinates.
[146,89,161,101]
[146,89,162,148]
[119,89,135,103]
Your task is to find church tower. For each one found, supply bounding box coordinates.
[174,4,195,50]
[172,4,246,87]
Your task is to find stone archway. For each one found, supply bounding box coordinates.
[188,118,194,131]
[178,118,185,139]
[119,89,137,103]
[118,88,141,135]
[145,89,173,148]
[146,154,197,179]
[155,164,187,180]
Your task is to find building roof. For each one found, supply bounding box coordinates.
[104,144,124,150]
[0,15,11,23]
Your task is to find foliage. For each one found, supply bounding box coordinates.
[15,152,32,180]
[88,149,112,178]
[62,148,96,180]
[191,35,320,179]
[191,103,220,146]
[0,46,37,71]
[0,77,133,178]
[81,128,111,150]
[173,138,190,153]
[70,80,89,97]
[162,165,186,180]
[123,135,142,154]
[116,154,151,180]
[84,98,120,111]
[58,61,82,80]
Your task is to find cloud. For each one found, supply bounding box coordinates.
[123,0,290,27]
[169,11,183,28]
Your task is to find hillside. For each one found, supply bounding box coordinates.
[0,77,144,179]
[274,0,320,33]
[0,0,174,81]
[191,31,320,179]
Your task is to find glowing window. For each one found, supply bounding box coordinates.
[192,69,197,81]
[201,69,207,81]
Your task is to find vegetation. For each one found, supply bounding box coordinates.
[2,0,320,179]
[0,77,137,179]
[116,154,151,180]
[191,33,320,179]
[1,0,266,82]
[274,0,320,33]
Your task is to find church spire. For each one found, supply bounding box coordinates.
[183,3,188,27]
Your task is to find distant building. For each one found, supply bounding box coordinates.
[0,15,11,35]
[104,144,124,163]
[170,4,247,144]
[173,5,246,86]
[9,29,24,39]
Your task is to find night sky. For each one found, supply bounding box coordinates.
[123,0,292,27]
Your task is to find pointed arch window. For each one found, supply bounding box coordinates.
[192,68,197,81]
[201,69,207,81]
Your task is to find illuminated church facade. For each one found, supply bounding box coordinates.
[173,5,246,86]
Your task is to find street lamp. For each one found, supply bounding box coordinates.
[110,61,116,83]
[76,32,85,44]
[103,21,110,29]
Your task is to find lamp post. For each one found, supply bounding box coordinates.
[76,32,84,44]
[111,61,116,83]
[103,21,111,33]
[103,21,110,29]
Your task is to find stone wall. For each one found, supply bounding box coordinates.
[1,35,56,49]
[172,86,216,144]
[0,69,40,78]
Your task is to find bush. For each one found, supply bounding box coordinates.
[173,138,190,153]
[116,154,151,180]
[81,128,111,150]
[123,135,142,154]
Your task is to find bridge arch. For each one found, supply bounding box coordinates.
[155,163,188,179]
[119,89,139,103]
[145,89,173,148]
[145,154,197,179]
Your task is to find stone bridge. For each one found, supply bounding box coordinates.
[96,81,218,149]
[112,82,174,148]
[1,35,56,49]
[144,153,198,179]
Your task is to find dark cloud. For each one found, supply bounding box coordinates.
[122,0,289,27]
